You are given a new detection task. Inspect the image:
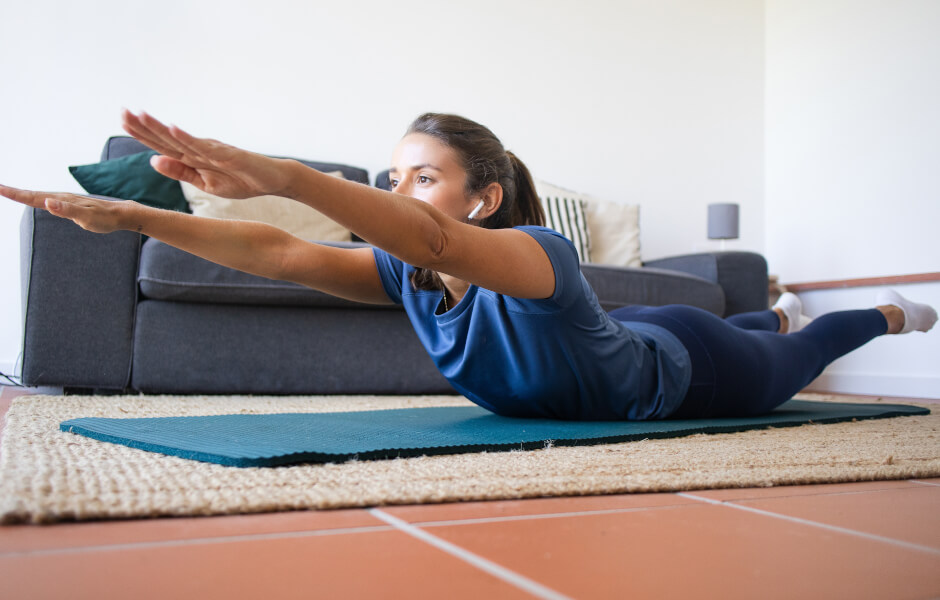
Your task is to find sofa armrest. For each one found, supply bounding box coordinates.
[643,251,768,316]
[20,205,141,390]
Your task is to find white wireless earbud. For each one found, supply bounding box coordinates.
[467,200,486,220]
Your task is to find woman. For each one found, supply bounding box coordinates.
[1,111,935,420]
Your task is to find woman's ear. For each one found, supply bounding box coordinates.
[474,182,503,220]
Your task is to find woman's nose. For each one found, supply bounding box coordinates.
[392,181,411,196]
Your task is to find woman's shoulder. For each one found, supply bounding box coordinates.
[514,225,580,269]
[511,225,585,308]
[514,225,578,254]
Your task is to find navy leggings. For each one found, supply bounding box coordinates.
[608,305,889,418]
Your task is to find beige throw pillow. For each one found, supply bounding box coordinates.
[535,180,641,267]
[181,172,352,242]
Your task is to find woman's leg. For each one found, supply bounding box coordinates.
[612,304,891,418]
[701,291,811,334]
[709,309,889,416]
[615,305,781,332]
[725,310,780,332]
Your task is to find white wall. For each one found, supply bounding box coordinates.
[765,0,940,283]
[0,0,765,375]
[765,0,940,398]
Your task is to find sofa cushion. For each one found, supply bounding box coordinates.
[70,151,190,213]
[131,301,451,395]
[182,179,352,243]
[138,238,393,308]
[139,238,723,314]
[581,264,724,315]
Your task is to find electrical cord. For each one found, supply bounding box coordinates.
[0,370,24,387]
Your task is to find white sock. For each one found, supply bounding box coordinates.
[875,289,938,334]
[773,292,812,333]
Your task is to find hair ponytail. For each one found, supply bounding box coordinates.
[503,151,545,228]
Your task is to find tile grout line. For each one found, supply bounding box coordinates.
[411,502,691,529]
[0,525,395,559]
[0,502,689,559]
[681,483,929,504]
[910,479,940,488]
[677,492,940,556]
[370,508,572,600]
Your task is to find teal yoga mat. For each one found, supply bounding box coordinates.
[60,400,928,468]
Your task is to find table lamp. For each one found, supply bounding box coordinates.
[708,203,739,251]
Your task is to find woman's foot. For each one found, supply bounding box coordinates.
[773,292,813,333]
[875,289,938,334]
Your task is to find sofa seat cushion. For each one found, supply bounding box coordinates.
[138,238,390,308]
[139,240,724,314]
[581,264,724,315]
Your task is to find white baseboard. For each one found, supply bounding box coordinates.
[805,372,940,399]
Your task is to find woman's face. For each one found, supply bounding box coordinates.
[389,133,479,220]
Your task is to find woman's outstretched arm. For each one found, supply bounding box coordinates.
[0,185,391,304]
[123,111,556,300]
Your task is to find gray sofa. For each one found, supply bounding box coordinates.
[18,137,769,394]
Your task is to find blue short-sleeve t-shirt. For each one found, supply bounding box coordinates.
[372,226,691,420]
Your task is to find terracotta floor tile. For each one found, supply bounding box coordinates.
[0,395,11,422]
[0,528,534,600]
[383,492,695,524]
[691,479,922,502]
[724,485,940,550]
[0,508,387,555]
[425,502,940,600]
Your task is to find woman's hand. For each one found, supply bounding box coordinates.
[121,109,294,199]
[0,186,134,234]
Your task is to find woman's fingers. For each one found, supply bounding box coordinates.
[149,155,201,186]
[122,110,232,170]
[0,185,118,232]
[121,109,186,159]
[165,124,231,163]
[0,184,54,209]
[137,111,193,157]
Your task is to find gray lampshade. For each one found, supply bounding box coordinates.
[708,203,739,240]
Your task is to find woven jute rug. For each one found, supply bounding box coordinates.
[0,393,937,524]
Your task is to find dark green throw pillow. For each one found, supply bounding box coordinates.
[69,151,190,213]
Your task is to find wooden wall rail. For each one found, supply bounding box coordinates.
[784,272,940,293]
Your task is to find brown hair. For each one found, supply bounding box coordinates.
[405,113,545,290]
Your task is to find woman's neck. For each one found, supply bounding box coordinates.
[440,274,470,307]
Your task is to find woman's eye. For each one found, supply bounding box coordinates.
[417,176,431,184]
[389,179,399,188]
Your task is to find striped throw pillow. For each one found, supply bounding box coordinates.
[539,195,592,263]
